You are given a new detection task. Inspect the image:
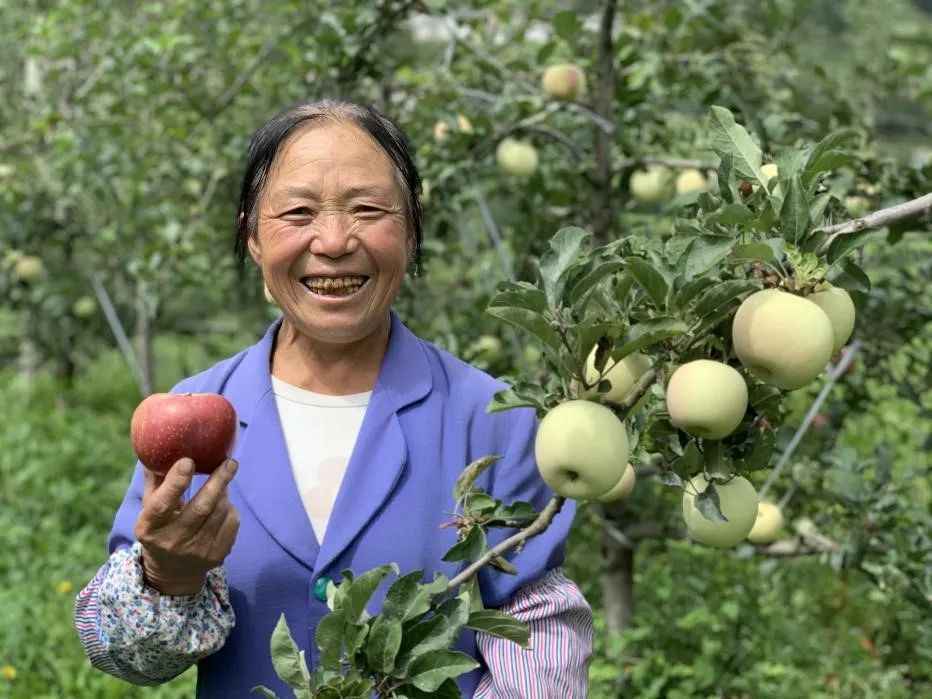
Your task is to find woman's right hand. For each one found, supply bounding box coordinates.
[133,457,241,596]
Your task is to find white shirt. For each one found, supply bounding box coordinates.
[270,376,371,544]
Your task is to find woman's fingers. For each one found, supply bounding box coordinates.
[140,458,196,525]
[178,459,239,528]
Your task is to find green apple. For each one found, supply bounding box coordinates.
[598,463,636,502]
[806,285,855,354]
[629,165,672,204]
[456,114,473,133]
[761,163,779,183]
[682,474,758,548]
[535,400,629,500]
[844,195,870,218]
[433,120,450,143]
[496,139,539,177]
[747,501,785,544]
[13,255,45,283]
[583,349,652,404]
[675,168,708,195]
[472,334,503,359]
[541,63,586,101]
[72,296,97,318]
[666,360,748,439]
[421,178,432,204]
[732,289,834,390]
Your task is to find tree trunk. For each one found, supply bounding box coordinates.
[591,0,618,244]
[601,529,635,635]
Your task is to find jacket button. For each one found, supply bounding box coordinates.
[313,576,331,603]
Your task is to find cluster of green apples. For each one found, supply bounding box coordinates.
[533,281,855,547]
[628,166,710,204]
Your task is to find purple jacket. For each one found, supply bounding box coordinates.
[107,312,577,697]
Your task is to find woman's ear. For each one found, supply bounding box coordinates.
[243,214,262,265]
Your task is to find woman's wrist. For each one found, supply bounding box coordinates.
[140,548,207,596]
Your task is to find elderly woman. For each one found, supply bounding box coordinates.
[74,99,592,697]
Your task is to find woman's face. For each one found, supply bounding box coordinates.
[248,120,412,347]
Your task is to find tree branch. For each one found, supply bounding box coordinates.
[446,496,566,590]
[817,192,932,251]
[759,342,861,499]
[618,156,717,171]
[591,0,617,245]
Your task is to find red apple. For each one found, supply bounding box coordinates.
[131,393,237,475]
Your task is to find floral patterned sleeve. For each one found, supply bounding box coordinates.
[73,541,235,685]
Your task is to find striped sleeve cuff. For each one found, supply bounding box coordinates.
[474,567,593,698]
[73,542,235,686]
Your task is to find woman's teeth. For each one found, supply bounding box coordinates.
[303,276,368,296]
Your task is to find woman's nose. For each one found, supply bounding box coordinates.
[308,212,359,257]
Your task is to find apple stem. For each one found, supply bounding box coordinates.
[446,496,566,591]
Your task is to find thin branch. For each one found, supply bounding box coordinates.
[591,0,617,244]
[817,192,932,251]
[617,368,659,418]
[472,188,513,278]
[759,341,861,499]
[447,496,566,590]
[88,273,146,398]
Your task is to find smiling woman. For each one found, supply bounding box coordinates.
[74,99,592,698]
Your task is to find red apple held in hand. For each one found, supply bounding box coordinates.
[131,393,237,475]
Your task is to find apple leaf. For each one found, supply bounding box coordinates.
[365,615,403,674]
[487,382,547,415]
[716,151,736,203]
[397,594,472,673]
[614,317,689,357]
[553,10,582,40]
[779,175,811,244]
[696,482,728,522]
[737,429,776,472]
[693,279,759,319]
[708,202,754,226]
[268,614,311,695]
[466,609,531,648]
[488,500,538,527]
[729,242,778,266]
[567,260,625,307]
[833,258,871,293]
[538,226,591,307]
[342,564,399,624]
[681,236,737,278]
[453,455,499,502]
[673,276,718,311]
[626,257,669,309]
[657,470,684,488]
[315,609,347,671]
[827,228,875,264]
[486,306,561,354]
[391,678,462,699]
[708,106,764,183]
[442,525,486,563]
[382,571,447,624]
[488,281,547,313]
[250,686,279,698]
[802,128,861,189]
[407,650,480,693]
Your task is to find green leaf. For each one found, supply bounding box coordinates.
[538,226,591,307]
[489,281,547,313]
[779,176,811,244]
[674,441,703,473]
[365,616,403,674]
[826,229,874,264]
[393,678,463,699]
[729,243,777,265]
[250,687,279,698]
[397,594,472,671]
[553,10,582,40]
[466,609,531,648]
[708,203,754,226]
[673,276,718,310]
[442,525,487,563]
[708,106,763,182]
[567,260,624,306]
[802,128,860,189]
[834,258,871,292]
[383,570,430,622]
[407,650,480,692]
[626,257,669,309]
[465,492,497,514]
[486,306,561,353]
[343,564,399,624]
[453,455,499,502]
[695,482,728,522]
[717,151,735,203]
[693,280,759,319]
[489,500,538,527]
[269,614,311,692]
[738,429,776,471]
[487,385,544,414]
[683,237,736,278]
[614,318,689,357]
[316,610,346,671]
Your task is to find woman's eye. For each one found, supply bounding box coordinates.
[355,206,382,216]
[283,207,315,218]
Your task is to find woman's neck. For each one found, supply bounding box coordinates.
[270,316,391,395]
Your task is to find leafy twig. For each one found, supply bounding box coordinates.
[817,192,932,251]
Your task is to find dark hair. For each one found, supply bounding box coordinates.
[233,99,423,274]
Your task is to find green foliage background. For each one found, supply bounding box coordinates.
[1,0,929,696]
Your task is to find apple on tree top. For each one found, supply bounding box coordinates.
[131,393,238,475]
